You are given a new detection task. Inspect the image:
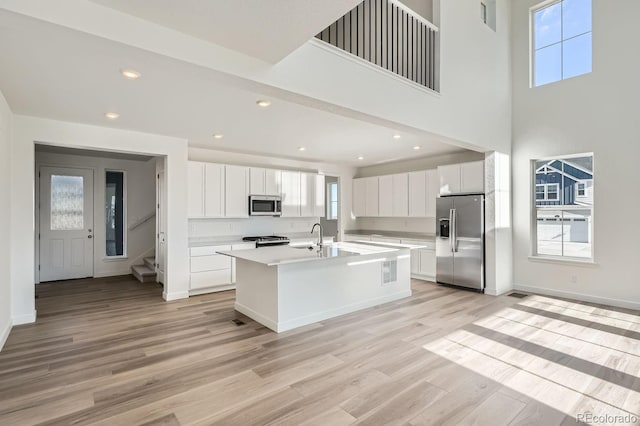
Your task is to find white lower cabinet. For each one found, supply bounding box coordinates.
[418,249,436,279]
[190,243,255,293]
[401,239,436,281]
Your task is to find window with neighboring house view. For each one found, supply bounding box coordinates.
[533,154,593,260]
[532,0,592,87]
[326,182,338,220]
[106,171,126,257]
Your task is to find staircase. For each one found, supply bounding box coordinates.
[131,256,157,283]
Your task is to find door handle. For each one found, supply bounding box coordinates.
[451,208,457,253]
[88,235,93,239]
[449,209,454,252]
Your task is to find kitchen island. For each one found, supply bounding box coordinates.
[218,242,413,332]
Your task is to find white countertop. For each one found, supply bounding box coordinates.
[218,242,405,266]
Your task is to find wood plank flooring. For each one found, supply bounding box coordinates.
[1,276,639,425]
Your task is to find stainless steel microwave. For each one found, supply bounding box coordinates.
[249,195,282,216]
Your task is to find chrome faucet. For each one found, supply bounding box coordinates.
[311,223,324,247]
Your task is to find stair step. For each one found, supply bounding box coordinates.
[131,264,156,283]
[143,257,155,269]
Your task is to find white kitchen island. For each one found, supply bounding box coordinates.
[218,242,412,332]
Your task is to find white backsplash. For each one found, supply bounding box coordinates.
[353,217,435,234]
[189,217,321,238]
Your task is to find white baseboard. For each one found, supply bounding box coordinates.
[13,310,37,325]
[411,273,435,282]
[0,319,12,351]
[162,290,189,301]
[484,286,514,297]
[94,270,131,278]
[237,290,412,333]
[514,284,640,311]
[189,284,235,296]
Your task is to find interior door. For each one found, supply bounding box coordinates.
[39,166,94,282]
[435,197,454,285]
[452,195,484,290]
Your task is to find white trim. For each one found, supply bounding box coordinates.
[0,319,12,351]
[411,273,435,282]
[514,284,640,311]
[93,270,131,278]
[101,256,128,262]
[13,311,37,325]
[309,39,441,97]
[528,255,597,267]
[189,284,235,296]
[162,290,189,301]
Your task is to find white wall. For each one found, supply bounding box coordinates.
[0,91,13,348]
[511,0,640,308]
[188,147,357,241]
[35,151,157,279]
[10,116,190,324]
[402,0,434,21]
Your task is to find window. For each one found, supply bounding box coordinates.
[536,183,559,201]
[532,0,592,87]
[326,182,338,220]
[105,171,126,257]
[50,175,84,230]
[533,154,593,260]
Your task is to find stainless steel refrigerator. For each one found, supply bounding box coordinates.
[436,195,485,291]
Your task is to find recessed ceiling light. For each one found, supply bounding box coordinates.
[413,145,422,150]
[357,156,364,160]
[393,134,401,139]
[298,146,306,152]
[213,133,224,140]
[256,100,271,108]
[120,69,141,80]
[105,112,120,120]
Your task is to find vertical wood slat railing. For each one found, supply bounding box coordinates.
[316,0,439,91]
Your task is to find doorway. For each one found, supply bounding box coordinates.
[320,176,340,240]
[39,166,94,281]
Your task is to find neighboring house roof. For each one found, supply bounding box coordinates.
[536,159,593,182]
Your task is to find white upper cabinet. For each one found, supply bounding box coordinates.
[188,162,205,218]
[281,170,301,217]
[353,178,366,217]
[408,171,426,217]
[460,161,485,194]
[225,165,249,218]
[392,174,409,217]
[365,177,379,217]
[314,174,325,217]
[300,172,316,217]
[425,169,438,217]
[378,175,393,217]
[438,161,484,195]
[204,163,225,218]
[265,169,282,196]
[438,164,461,195]
[249,167,266,195]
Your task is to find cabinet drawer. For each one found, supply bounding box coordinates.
[190,255,232,272]
[190,269,232,289]
[190,245,232,257]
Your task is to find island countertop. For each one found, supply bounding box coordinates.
[218,242,409,267]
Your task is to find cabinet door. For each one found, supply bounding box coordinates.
[204,163,225,218]
[352,178,366,217]
[300,172,315,217]
[378,175,393,217]
[365,177,379,217]
[265,169,282,195]
[225,165,249,218]
[460,161,485,194]
[425,169,438,217]
[410,249,420,275]
[408,171,426,217]
[313,174,325,218]
[438,164,461,195]
[392,174,409,217]
[281,170,301,217]
[249,167,266,195]
[187,162,205,218]
[419,249,436,277]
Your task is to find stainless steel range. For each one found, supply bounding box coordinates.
[242,236,290,248]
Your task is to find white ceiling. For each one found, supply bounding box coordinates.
[0,10,467,167]
[88,0,362,63]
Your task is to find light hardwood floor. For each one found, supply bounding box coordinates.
[1,276,639,425]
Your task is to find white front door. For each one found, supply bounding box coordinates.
[39,166,94,282]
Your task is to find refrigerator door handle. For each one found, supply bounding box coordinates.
[451,208,457,253]
[449,208,455,252]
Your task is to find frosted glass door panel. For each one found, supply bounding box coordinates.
[50,175,84,230]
